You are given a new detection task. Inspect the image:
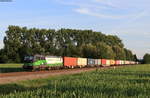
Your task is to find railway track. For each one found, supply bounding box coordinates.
[0,65,134,84]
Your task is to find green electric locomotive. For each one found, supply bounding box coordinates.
[23,55,63,70]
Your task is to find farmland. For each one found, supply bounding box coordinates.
[0,64,24,73]
[0,64,150,98]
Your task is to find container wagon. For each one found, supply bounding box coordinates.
[45,56,63,68]
[101,59,110,67]
[110,60,115,66]
[87,58,96,67]
[115,60,120,66]
[95,59,101,67]
[106,59,111,66]
[63,57,77,68]
[77,58,87,68]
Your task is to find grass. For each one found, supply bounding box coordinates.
[1,64,150,98]
[0,64,24,73]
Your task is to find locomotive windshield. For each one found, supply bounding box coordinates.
[24,56,34,63]
[24,55,45,62]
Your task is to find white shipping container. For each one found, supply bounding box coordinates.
[94,59,99,66]
[120,60,124,65]
[45,56,63,64]
[77,58,87,67]
[95,59,101,66]
[106,60,111,66]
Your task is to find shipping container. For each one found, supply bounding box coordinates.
[125,61,130,65]
[87,59,95,67]
[63,57,77,67]
[94,59,98,66]
[106,59,111,66]
[127,61,130,65]
[130,61,133,64]
[120,60,123,65]
[101,59,106,66]
[77,58,87,67]
[124,61,127,65]
[129,61,132,65]
[118,60,121,65]
[99,59,102,65]
[45,56,63,67]
[123,60,125,65]
[115,60,120,65]
[121,60,124,65]
[101,59,110,66]
[110,60,115,66]
[116,60,122,65]
[95,59,101,66]
[119,60,122,65]
[131,61,135,65]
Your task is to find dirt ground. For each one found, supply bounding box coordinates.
[0,65,131,84]
[0,67,98,84]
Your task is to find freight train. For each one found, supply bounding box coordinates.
[23,55,139,70]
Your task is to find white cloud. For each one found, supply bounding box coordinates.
[93,0,117,8]
[74,8,119,19]
[74,7,147,20]
[55,0,149,20]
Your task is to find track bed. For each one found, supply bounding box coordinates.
[0,65,133,84]
[0,67,98,84]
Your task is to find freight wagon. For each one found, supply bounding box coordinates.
[77,58,87,67]
[101,59,111,67]
[87,59,96,67]
[115,60,120,65]
[23,55,139,70]
[63,57,77,68]
[95,59,101,66]
[45,56,63,67]
[110,60,115,66]
[101,59,106,66]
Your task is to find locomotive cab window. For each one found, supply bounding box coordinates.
[24,56,34,63]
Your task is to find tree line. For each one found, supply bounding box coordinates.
[143,53,150,64]
[0,25,137,63]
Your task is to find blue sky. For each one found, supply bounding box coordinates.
[0,0,150,58]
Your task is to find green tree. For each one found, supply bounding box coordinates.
[96,42,115,59]
[124,48,134,60]
[133,54,138,61]
[112,45,126,60]
[0,49,8,63]
[81,44,97,58]
[0,25,137,63]
[143,53,150,64]
[3,26,22,63]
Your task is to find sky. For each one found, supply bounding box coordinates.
[0,0,150,58]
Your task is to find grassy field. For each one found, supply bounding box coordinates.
[0,64,24,73]
[1,64,150,98]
